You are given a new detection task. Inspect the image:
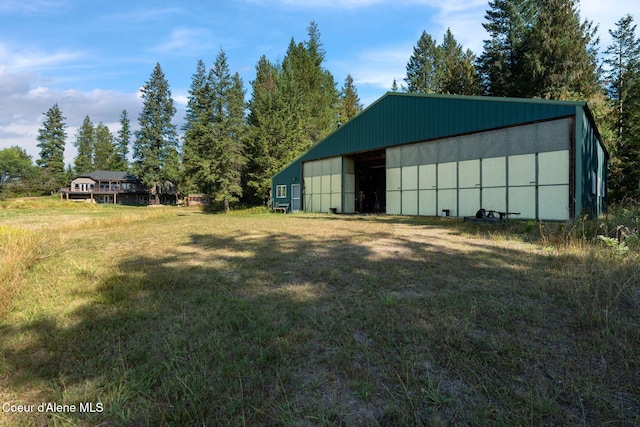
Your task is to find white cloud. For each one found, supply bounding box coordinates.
[0,85,142,166]
[0,42,85,73]
[0,0,69,15]
[153,27,216,56]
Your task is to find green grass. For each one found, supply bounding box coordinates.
[1,199,638,425]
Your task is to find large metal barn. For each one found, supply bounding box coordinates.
[271,93,608,220]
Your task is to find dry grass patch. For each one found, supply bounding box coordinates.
[0,208,638,426]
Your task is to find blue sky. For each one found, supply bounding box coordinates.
[0,0,637,166]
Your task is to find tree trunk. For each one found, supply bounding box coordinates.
[224,199,230,213]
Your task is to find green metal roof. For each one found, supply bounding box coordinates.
[273,92,605,188]
[299,92,586,163]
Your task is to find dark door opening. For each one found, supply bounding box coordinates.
[352,150,386,213]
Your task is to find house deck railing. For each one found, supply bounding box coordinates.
[59,186,150,195]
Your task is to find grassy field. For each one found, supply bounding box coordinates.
[0,198,638,426]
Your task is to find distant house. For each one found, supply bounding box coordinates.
[60,171,179,205]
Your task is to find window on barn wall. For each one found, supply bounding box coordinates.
[276,185,287,198]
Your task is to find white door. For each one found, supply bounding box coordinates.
[291,184,300,212]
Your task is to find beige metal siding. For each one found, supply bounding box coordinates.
[482,157,507,212]
[386,167,401,214]
[303,157,343,213]
[418,164,437,215]
[383,119,571,219]
[538,150,570,220]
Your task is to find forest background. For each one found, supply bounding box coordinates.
[1,0,639,208]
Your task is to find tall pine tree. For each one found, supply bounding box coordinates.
[245,56,302,204]
[338,74,363,125]
[282,22,339,148]
[181,51,246,212]
[405,31,441,93]
[209,51,246,212]
[93,123,116,170]
[439,28,481,95]
[74,116,94,174]
[604,14,640,200]
[181,59,210,195]
[36,103,67,190]
[133,63,178,204]
[405,29,480,95]
[477,0,534,96]
[113,110,131,171]
[520,0,600,99]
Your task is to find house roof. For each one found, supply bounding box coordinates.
[75,170,138,181]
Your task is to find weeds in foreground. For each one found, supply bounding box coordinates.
[0,200,638,425]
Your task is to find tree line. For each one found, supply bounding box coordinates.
[2,1,639,206]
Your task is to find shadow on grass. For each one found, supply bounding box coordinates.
[1,217,638,426]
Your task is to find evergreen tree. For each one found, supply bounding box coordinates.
[338,74,363,125]
[245,56,300,204]
[521,0,600,99]
[113,110,131,171]
[391,78,399,92]
[183,60,209,137]
[244,22,339,205]
[604,14,640,200]
[439,28,481,95]
[477,0,534,96]
[405,31,441,93]
[93,123,116,170]
[604,14,640,139]
[133,63,178,204]
[209,50,246,212]
[182,51,246,212]
[282,22,339,148]
[36,103,67,190]
[181,59,211,195]
[405,29,480,95]
[74,115,94,174]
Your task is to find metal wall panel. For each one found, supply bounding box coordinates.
[402,145,420,167]
[343,159,355,214]
[387,147,402,168]
[402,166,418,191]
[509,187,536,218]
[483,188,506,212]
[438,189,457,216]
[387,168,401,192]
[419,190,437,215]
[482,157,506,187]
[419,164,436,189]
[321,175,331,194]
[438,162,457,189]
[539,185,569,220]
[303,157,344,213]
[387,191,401,214]
[459,188,480,217]
[402,190,418,215]
[508,154,536,186]
[538,150,569,185]
[459,159,480,188]
[331,174,342,193]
